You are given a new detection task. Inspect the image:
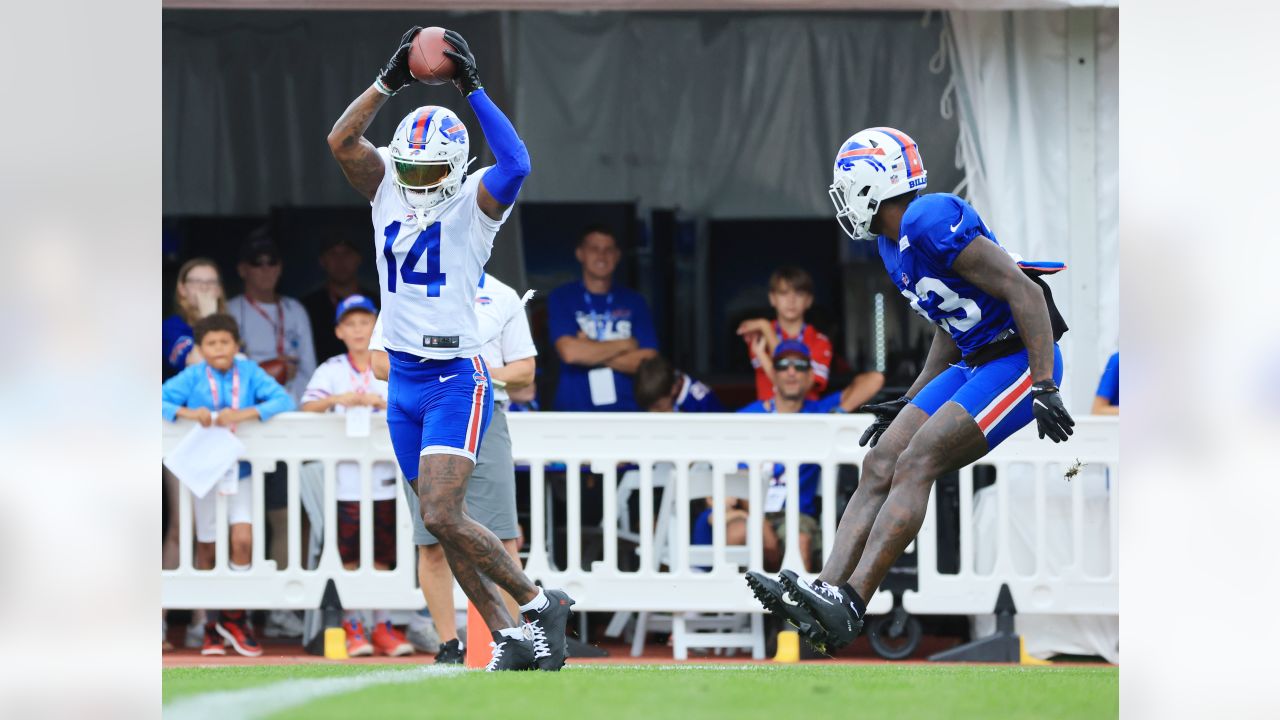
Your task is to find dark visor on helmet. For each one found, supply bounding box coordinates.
[394,160,451,188]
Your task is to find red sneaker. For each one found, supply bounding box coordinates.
[372,621,414,657]
[215,613,264,658]
[201,623,226,656]
[344,619,373,657]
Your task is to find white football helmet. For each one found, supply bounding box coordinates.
[828,127,927,240]
[388,106,471,211]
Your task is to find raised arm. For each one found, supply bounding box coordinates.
[326,28,421,201]
[441,30,531,220]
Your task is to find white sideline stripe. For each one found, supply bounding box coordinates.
[163,665,465,720]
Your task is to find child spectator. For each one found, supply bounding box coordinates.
[736,266,833,402]
[634,354,725,413]
[300,295,412,657]
[161,314,295,657]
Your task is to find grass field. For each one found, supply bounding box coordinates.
[163,663,1118,719]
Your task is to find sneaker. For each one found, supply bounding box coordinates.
[522,589,576,671]
[406,623,441,654]
[216,614,264,658]
[745,570,832,654]
[434,638,464,664]
[200,623,226,656]
[372,621,414,657]
[485,632,537,672]
[778,569,864,651]
[263,609,306,639]
[344,619,373,657]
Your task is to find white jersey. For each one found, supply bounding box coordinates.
[370,148,513,360]
[301,354,398,501]
[370,272,537,403]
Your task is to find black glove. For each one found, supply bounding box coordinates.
[1031,382,1075,443]
[375,26,422,96]
[857,396,912,448]
[441,29,483,96]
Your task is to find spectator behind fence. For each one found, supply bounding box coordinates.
[548,225,658,411]
[634,355,724,413]
[161,314,295,657]
[163,257,228,378]
[299,295,412,658]
[370,272,537,663]
[302,235,380,364]
[227,230,316,402]
[736,266,833,402]
[1093,351,1119,415]
[731,339,826,571]
[227,230,313,629]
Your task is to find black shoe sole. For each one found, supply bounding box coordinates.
[777,570,862,652]
[745,572,831,655]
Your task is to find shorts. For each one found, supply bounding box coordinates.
[193,478,253,544]
[402,408,519,546]
[386,352,494,479]
[766,511,822,549]
[911,344,1065,450]
[336,499,398,568]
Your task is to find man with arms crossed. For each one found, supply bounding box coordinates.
[748,127,1075,652]
[328,27,571,671]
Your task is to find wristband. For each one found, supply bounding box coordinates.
[1031,382,1059,396]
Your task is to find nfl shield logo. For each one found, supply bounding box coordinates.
[901,273,910,286]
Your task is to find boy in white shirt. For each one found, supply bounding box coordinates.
[300,295,412,657]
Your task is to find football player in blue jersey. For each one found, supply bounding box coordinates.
[747,127,1075,652]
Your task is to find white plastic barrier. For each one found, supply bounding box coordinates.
[162,413,1118,624]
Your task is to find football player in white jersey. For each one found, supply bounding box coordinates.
[327,27,573,672]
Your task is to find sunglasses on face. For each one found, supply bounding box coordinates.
[775,358,812,372]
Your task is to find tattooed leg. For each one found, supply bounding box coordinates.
[418,453,538,631]
[816,405,928,586]
[848,401,989,600]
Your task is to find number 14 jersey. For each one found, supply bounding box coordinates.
[876,193,1018,358]
[370,147,513,360]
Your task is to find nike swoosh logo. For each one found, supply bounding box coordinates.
[950,221,962,232]
[1033,398,1047,409]
[439,374,458,383]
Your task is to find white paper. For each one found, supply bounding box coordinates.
[588,367,617,406]
[765,478,788,513]
[163,425,246,499]
[345,405,373,438]
[217,466,239,495]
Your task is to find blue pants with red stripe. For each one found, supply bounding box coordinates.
[911,344,1064,450]
[386,352,493,482]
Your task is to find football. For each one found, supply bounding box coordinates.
[409,26,457,85]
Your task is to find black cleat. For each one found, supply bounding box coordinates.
[435,638,464,665]
[746,571,832,654]
[485,632,537,671]
[522,589,576,671]
[778,569,864,651]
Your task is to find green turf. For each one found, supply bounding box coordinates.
[164,663,1117,720]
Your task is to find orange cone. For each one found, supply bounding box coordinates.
[464,601,492,669]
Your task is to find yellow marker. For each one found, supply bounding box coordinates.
[324,626,349,660]
[774,630,800,663]
[1019,636,1052,666]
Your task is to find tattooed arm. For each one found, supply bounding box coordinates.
[952,236,1056,384]
[326,86,389,201]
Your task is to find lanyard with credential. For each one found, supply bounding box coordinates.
[206,364,241,429]
[584,290,613,340]
[346,354,372,395]
[775,321,806,343]
[246,297,286,356]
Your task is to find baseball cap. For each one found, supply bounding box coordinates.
[321,235,361,254]
[772,339,811,360]
[239,233,281,265]
[334,294,378,324]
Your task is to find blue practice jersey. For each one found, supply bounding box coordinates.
[878,193,1019,358]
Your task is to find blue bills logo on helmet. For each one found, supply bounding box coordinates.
[440,115,468,145]
[836,141,887,172]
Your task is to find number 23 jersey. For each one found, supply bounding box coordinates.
[370,148,513,360]
[877,193,1017,357]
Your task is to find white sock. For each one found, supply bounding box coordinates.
[518,589,548,614]
[372,609,390,625]
[229,561,250,572]
[498,627,525,641]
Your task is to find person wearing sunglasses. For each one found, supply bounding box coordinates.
[732,339,826,571]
